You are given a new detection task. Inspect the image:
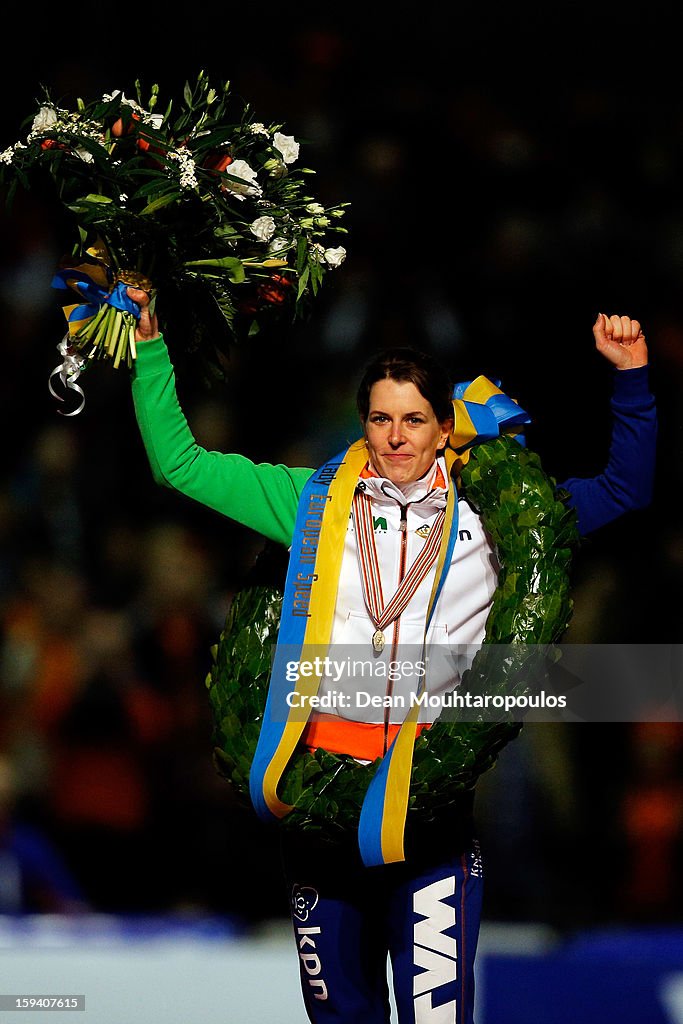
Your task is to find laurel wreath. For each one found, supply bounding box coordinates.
[206,434,579,841]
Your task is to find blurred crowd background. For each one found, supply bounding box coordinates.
[1,5,682,931]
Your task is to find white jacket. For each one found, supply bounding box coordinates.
[315,457,499,725]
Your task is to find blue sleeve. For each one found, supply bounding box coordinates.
[558,366,657,536]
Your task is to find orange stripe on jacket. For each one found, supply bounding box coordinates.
[301,713,431,762]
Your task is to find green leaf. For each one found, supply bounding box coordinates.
[296,265,310,301]
[70,193,113,206]
[185,257,246,283]
[139,192,182,215]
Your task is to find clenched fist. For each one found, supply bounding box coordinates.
[593,313,648,370]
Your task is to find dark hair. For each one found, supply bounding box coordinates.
[356,347,453,423]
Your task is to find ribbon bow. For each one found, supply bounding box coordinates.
[48,335,87,416]
[52,261,141,337]
[448,375,531,465]
[47,244,147,411]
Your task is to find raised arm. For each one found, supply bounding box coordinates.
[128,287,312,547]
[559,313,657,535]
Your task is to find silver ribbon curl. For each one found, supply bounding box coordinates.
[48,334,87,416]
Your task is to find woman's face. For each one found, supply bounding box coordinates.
[363,378,451,486]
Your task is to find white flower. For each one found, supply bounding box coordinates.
[310,243,326,263]
[31,105,58,133]
[269,236,291,254]
[248,122,269,136]
[167,148,199,191]
[250,215,276,242]
[63,115,104,143]
[223,159,261,199]
[102,91,146,116]
[323,246,346,268]
[305,202,325,215]
[273,132,299,164]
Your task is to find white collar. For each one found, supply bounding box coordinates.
[358,456,449,511]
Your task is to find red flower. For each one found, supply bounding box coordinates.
[203,152,233,173]
[236,274,293,316]
[257,274,293,306]
[110,113,140,138]
[110,113,165,164]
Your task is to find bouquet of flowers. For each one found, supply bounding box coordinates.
[0,72,348,407]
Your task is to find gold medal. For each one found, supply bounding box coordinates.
[372,629,385,653]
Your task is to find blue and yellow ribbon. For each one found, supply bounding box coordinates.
[249,439,368,823]
[249,377,531,866]
[450,375,529,463]
[52,262,140,336]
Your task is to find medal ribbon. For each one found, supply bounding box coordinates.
[352,490,447,645]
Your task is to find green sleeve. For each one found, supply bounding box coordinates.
[130,334,314,548]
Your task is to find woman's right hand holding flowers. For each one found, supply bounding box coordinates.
[127,287,159,342]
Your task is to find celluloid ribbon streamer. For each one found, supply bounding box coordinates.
[48,334,87,416]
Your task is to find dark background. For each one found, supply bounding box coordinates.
[1,3,681,929]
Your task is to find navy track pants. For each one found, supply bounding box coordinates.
[282,835,483,1023]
